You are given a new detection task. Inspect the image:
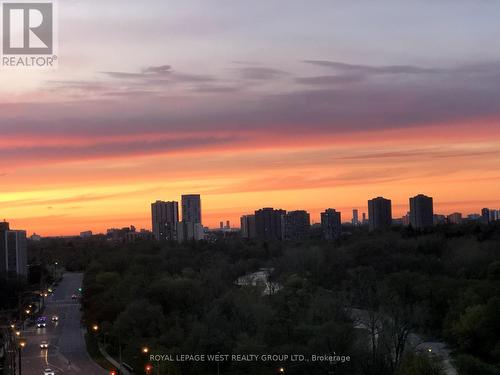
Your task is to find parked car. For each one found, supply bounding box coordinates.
[44,368,55,375]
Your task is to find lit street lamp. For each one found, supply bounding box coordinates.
[92,324,99,333]
[142,346,149,354]
[145,364,153,375]
[18,337,27,375]
[279,367,285,374]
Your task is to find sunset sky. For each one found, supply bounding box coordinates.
[1,0,500,235]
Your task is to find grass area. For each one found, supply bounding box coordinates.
[85,332,115,372]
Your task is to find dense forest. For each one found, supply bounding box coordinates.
[28,223,500,375]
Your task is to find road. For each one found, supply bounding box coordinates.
[20,273,108,375]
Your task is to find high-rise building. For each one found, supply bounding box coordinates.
[182,194,202,224]
[255,208,286,241]
[448,212,463,224]
[409,194,434,229]
[368,197,392,231]
[362,212,367,225]
[0,222,27,278]
[481,208,490,223]
[241,215,256,239]
[402,212,410,226]
[490,210,499,222]
[151,200,179,241]
[177,221,204,242]
[352,209,359,226]
[285,210,310,240]
[321,209,342,240]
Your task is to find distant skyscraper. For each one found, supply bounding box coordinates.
[255,208,286,241]
[182,194,202,224]
[321,209,342,240]
[368,197,392,231]
[151,200,179,241]
[448,212,463,224]
[352,209,359,226]
[362,212,367,224]
[481,208,490,223]
[0,222,27,278]
[285,210,311,240]
[409,194,434,229]
[240,215,256,239]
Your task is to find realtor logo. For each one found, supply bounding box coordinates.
[2,2,53,55]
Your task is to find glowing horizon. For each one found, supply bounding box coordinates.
[1,0,500,236]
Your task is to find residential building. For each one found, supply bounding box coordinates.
[321,209,342,240]
[255,208,286,241]
[285,210,310,240]
[0,222,27,278]
[448,212,463,224]
[352,209,359,226]
[241,215,256,239]
[177,221,204,242]
[151,200,179,241]
[368,197,392,231]
[181,194,202,224]
[409,194,434,229]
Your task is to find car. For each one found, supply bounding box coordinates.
[71,294,77,300]
[51,315,59,322]
[36,317,47,328]
[40,341,49,349]
[43,368,55,375]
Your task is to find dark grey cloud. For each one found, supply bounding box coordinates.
[239,67,288,80]
[195,84,242,93]
[2,60,500,169]
[102,65,213,84]
[296,74,365,85]
[142,65,172,74]
[303,60,439,75]
[0,133,241,165]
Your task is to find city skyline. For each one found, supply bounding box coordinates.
[1,1,500,235]
[7,191,500,237]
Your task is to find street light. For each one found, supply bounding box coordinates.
[18,337,27,375]
[145,364,153,375]
[92,324,99,332]
[279,367,285,374]
[142,346,149,354]
[15,331,21,337]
